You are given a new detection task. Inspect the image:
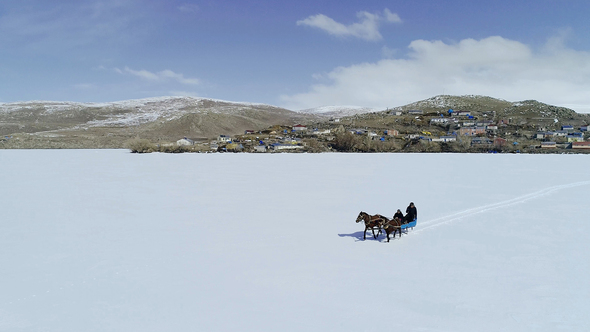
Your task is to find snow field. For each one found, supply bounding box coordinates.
[0,150,589,331]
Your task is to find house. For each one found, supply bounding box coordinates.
[554,130,568,137]
[270,143,304,151]
[567,133,584,142]
[455,111,471,117]
[407,110,423,115]
[536,132,557,139]
[431,136,456,142]
[311,129,331,135]
[441,136,457,142]
[292,124,307,131]
[486,125,498,131]
[176,137,194,146]
[493,137,507,147]
[244,130,255,135]
[253,145,267,152]
[459,126,486,136]
[384,129,399,136]
[217,135,232,143]
[430,118,450,126]
[471,137,492,146]
[282,137,302,144]
[561,125,574,131]
[476,120,494,127]
[541,142,557,148]
[571,141,590,149]
[581,125,589,132]
[209,142,219,150]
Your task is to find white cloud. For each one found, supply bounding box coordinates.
[158,70,200,85]
[117,67,200,85]
[280,36,590,113]
[381,45,397,58]
[383,9,402,23]
[297,9,402,41]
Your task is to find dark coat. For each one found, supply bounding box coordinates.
[405,205,417,221]
[393,211,404,220]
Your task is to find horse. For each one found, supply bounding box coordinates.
[356,211,388,240]
[382,216,403,242]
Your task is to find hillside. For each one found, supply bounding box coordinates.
[371,95,589,135]
[1,95,589,150]
[0,97,317,148]
[294,95,590,153]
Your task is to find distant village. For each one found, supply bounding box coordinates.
[164,108,590,153]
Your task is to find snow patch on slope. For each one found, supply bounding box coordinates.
[298,105,377,117]
[1,96,288,128]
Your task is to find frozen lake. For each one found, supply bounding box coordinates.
[1,150,589,331]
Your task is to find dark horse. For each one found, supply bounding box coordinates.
[356,212,388,240]
[382,216,403,242]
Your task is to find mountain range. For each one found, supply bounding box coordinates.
[1,95,588,149]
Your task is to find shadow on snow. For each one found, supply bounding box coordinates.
[338,230,406,242]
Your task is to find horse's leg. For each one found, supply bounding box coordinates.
[363,227,367,240]
[371,227,377,239]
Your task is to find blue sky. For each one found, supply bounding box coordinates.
[2,0,590,112]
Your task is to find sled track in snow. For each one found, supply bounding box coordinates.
[414,180,590,233]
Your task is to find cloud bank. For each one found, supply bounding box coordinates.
[297,9,402,41]
[280,36,590,113]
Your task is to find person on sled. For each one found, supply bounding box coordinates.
[404,202,417,223]
[393,209,404,221]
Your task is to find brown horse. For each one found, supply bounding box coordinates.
[382,216,403,242]
[356,211,388,240]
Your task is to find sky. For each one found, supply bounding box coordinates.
[2,0,590,112]
[1,150,590,331]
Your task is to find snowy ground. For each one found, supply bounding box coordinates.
[1,150,589,331]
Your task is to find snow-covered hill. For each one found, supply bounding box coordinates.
[391,95,578,118]
[298,105,378,117]
[1,150,589,331]
[0,96,295,128]
[391,94,513,111]
[0,96,316,147]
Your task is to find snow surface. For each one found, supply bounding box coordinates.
[1,150,589,331]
